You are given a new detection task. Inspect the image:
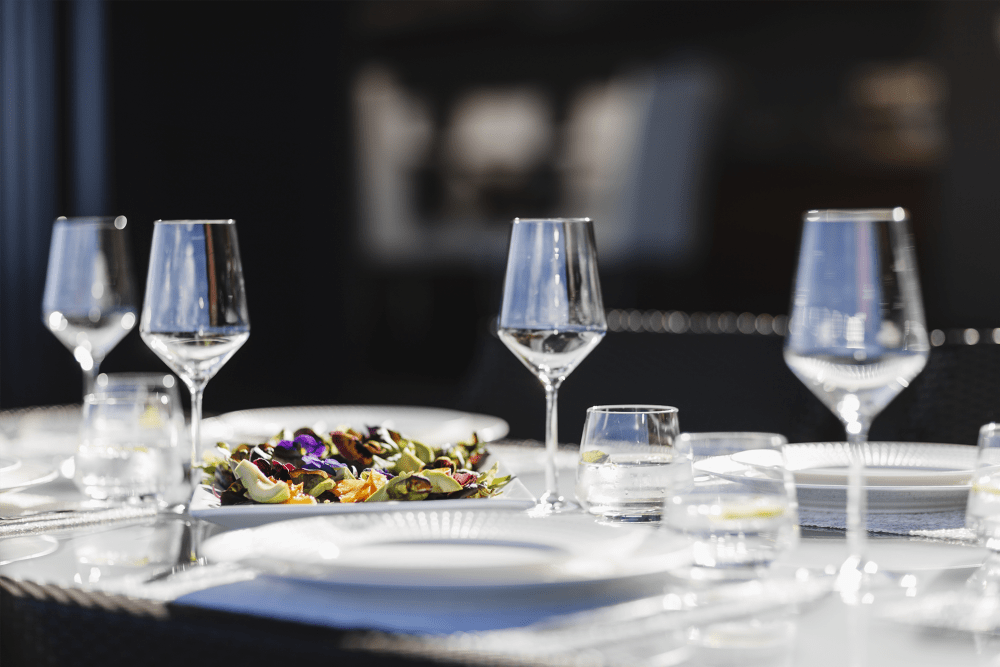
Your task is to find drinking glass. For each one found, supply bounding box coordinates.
[783,208,930,592]
[140,220,250,482]
[575,405,684,522]
[498,218,606,514]
[962,424,1000,620]
[875,424,1000,635]
[42,216,137,396]
[74,372,185,504]
[678,432,787,463]
[665,438,798,580]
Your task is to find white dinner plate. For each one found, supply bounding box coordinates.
[0,535,59,566]
[0,457,21,475]
[0,458,60,494]
[202,405,509,447]
[733,442,976,487]
[190,454,537,529]
[697,448,972,513]
[201,510,693,590]
[777,537,986,574]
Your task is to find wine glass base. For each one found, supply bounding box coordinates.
[835,555,912,604]
[528,496,580,516]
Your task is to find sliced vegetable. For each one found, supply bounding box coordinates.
[234,459,291,504]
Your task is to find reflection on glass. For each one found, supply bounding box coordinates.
[71,520,184,585]
[687,613,797,667]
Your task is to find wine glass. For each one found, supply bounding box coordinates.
[140,220,250,484]
[42,216,137,396]
[783,208,930,594]
[498,217,607,514]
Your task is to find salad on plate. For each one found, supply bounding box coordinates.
[198,425,512,506]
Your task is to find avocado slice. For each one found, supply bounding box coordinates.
[364,471,433,502]
[233,459,291,503]
[410,441,436,465]
[422,469,463,493]
[396,449,426,473]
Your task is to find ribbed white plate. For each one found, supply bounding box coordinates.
[201,510,693,589]
[733,443,977,487]
[202,405,508,446]
[0,458,60,494]
[0,535,59,566]
[697,443,975,513]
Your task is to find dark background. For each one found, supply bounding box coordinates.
[3,1,999,445]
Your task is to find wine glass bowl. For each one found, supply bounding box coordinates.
[498,218,607,513]
[783,208,930,442]
[140,220,250,480]
[42,216,137,396]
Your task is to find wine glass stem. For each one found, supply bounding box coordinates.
[188,384,205,486]
[846,422,871,571]
[541,381,562,506]
[82,358,101,397]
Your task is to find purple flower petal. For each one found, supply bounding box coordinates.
[275,440,296,453]
[301,455,347,475]
[295,434,325,457]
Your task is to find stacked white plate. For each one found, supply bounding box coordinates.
[697,442,977,513]
[0,456,60,494]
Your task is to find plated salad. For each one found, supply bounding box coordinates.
[198,425,512,506]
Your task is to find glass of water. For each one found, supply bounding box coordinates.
[678,432,788,463]
[575,405,686,522]
[962,424,1000,611]
[665,436,798,579]
[967,423,1000,540]
[74,373,186,504]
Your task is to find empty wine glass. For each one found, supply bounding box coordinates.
[498,218,606,514]
[140,220,250,484]
[783,208,930,594]
[42,216,137,396]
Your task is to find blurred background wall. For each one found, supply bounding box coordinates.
[3,0,999,444]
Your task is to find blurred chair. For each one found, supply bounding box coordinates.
[457,315,841,445]
[458,313,1000,447]
[893,338,1000,446]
